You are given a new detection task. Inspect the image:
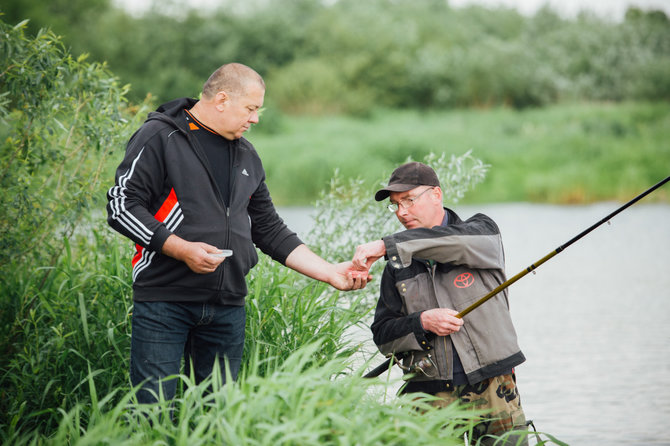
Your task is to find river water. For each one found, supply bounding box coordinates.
[278,202,670,446]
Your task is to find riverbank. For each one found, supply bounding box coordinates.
[252,101,670,206]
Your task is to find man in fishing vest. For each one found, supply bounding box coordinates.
[353,162,528,445]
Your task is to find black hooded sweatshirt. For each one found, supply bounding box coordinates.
[106,98,302,305]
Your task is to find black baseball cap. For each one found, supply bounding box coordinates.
[374,162,440,201]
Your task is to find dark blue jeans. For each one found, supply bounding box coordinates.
[130,301,245,404]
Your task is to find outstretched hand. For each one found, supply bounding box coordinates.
[284,244,372,292]
[328,261,372,291]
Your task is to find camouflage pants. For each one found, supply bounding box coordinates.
[431,373,528,446]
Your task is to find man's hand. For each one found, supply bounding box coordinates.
[352,240,386,270]
[285,245,371,291]
[420,308,464,336]
[161,234,226,274]
[328,261,372,291]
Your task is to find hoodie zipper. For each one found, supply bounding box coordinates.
[218,141,238,290]
[176,111,232,290]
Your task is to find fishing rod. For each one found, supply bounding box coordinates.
[364,175,670,379]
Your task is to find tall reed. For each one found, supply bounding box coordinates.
[0,229,134,439]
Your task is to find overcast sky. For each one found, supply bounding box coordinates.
[115,0,670,21]
[450,0,670,20]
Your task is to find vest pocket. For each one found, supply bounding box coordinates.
[396,272,435,314]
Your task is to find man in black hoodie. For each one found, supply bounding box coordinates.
[107,63,367,403]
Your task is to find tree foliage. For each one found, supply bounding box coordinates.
[0,19,143,271]
[4,0,669,113]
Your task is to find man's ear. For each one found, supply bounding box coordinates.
[432,186,443,203]
[214,91,229,111]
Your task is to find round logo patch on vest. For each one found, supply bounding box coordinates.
[453,272,475,288]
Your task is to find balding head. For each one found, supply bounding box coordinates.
[202,63,265,99]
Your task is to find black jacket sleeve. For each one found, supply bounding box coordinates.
[106,125,173,252]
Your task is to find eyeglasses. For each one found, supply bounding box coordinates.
[387,187,434,213]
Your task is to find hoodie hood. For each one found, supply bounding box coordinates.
[145,97,198,133]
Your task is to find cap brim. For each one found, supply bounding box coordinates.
[374,183,418,201]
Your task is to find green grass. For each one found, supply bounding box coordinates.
[251,101,670,205]
[13,345,496,446]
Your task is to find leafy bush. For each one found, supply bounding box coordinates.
[267,58,355,115]
[0,19,145,271]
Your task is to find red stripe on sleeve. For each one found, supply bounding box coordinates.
[154,188,178,222]
[132,243,143,267]
[131,188,178,267]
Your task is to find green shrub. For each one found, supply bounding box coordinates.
[0,17,144,439]
[0,19,146,272]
